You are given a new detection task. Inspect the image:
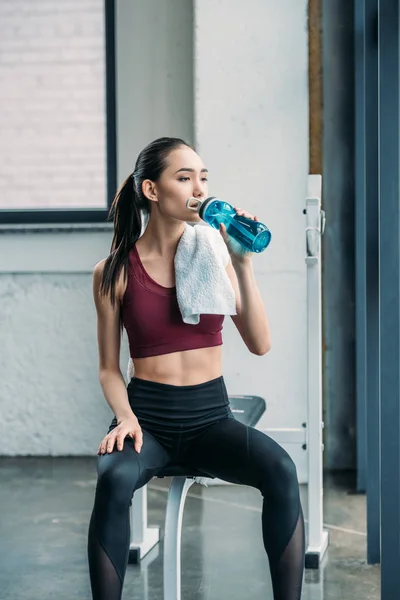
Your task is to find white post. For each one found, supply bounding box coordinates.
[163,477,196,600]
[129,485,160,562]
[305,175,329,568]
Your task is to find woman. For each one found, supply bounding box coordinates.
[87,137,305,600]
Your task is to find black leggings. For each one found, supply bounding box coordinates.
[87,376,305,600]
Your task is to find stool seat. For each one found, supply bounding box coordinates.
[157,464,214,479]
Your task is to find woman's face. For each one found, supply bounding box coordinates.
[146,146,209,222]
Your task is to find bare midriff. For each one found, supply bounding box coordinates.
[132,345,223,386]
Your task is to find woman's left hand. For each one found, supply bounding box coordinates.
[219,207,258,263]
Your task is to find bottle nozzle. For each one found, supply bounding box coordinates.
[186,197,203,212]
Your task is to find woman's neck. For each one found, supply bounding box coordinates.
[138,217,187,258]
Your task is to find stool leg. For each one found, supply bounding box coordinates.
[129,485,160,564]
[163,477,195,600]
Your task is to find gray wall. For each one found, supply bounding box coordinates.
[0,229,129,456]
[0,0,197,457]
[115,0,194,179]
[1,1,311,482]
[322,1,356,469]
[194,0,309,439]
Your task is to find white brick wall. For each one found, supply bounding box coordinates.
[0,0,107,210]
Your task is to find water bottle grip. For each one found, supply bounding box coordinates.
[229,214,255,242]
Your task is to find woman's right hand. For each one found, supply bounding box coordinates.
[97,415,143,455]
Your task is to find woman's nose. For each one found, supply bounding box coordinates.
[193,183,206,199]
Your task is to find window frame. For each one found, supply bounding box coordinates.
[0,0,116,226]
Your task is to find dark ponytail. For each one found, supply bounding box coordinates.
[100,136,193,306]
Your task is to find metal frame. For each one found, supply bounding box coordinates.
[365,0,381,565]
[355,0,381,565]
[1,0,116,225]
[379,0,400,595]
[355,0,367,496]
[304,175,329,568]
[355,1,400,595]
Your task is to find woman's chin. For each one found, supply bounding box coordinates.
[186,213,202,225]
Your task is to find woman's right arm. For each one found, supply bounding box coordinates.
[93,261,143,454]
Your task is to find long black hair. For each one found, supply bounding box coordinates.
[100,136,193,305]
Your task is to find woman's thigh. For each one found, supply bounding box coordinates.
[181,417,298,493]
[96,429,172,496]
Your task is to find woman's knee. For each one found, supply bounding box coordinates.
[274,452,298,485]
[259,446,299,501]
[96,444,140,506]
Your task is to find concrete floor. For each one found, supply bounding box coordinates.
[0,458,380,600]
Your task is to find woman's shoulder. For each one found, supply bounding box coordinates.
[93,258,107,287]
[93,256,128,301]
[93,249,136,276]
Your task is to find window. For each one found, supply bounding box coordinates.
[0,0,116,224]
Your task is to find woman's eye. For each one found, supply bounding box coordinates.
[178,176,208,182]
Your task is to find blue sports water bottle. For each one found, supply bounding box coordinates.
[186,196,272,253]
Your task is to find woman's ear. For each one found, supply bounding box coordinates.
[142,179,158,203]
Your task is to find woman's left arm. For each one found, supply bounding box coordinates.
[225,258,271,356]
[220,208,271,356]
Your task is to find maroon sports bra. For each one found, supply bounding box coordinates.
[121,245,225,359]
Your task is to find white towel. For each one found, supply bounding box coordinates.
[174,223,237,325]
